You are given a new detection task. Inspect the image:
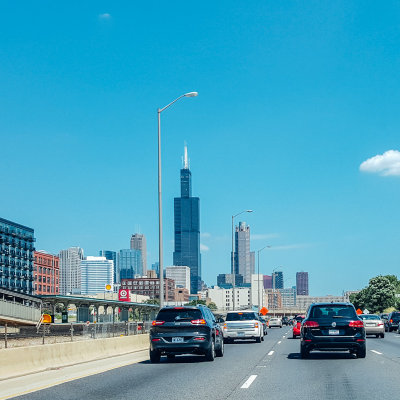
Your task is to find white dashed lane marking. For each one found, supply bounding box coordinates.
[241,375,257,389]
[370,350,383,355]
[268,351,274,356]
[278,341,282,344]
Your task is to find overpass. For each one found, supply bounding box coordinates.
[0,288,42,326]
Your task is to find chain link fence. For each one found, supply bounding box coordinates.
[0,321,153,349]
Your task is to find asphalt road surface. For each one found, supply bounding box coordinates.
[4,327,400,400]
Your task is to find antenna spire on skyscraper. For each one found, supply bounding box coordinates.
[183,142,190,169]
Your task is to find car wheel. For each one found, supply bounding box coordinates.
[300,344,309,359]
[269,326,271,329]
[215,339,224,357]
[292,334,296,339]
[256,336,262,343]
[357,345,366,358]
[205,339,215,361]
[166,354,175,360]
[376,334,380,338]
[380,333,385,338]
[261,335,264,341]
[150,349,161,363]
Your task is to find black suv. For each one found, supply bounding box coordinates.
[300,303,366,359]
[386,311,400,332]
[149,305,224,363]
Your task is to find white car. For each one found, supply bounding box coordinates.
[268,317,283,328]
[223,311,264,343]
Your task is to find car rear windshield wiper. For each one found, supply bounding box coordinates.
[174,316,192,321]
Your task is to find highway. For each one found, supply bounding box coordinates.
[3,328,400,400]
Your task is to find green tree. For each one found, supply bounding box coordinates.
[185,299,207,306]
[365,276,396,313]
[208,302,217,311]
[143,298,160,305]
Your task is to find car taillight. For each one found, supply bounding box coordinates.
[254,323,259,328]
[216,329,220,336]
[191,319,206,325]
[390,319,393,323]
[151,338,161,341]
[378,323,384,326]
[194,337,206,341]
[152,320,165,326]
[303,321,319,328]
[349,320,364,328]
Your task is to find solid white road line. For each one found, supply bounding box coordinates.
[241,375,258,389]
[370,350,383,355]
[278,341,282,344]
[268,351,274,356]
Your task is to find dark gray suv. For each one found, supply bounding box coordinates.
[149,305,224,363]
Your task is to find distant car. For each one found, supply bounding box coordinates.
[300,302,366,359]
[292,315,305,338]
[282,316,289,326]
[386,311,400,332]
[269,317,283,328]
[223,310,264,343]
[359,314,385,338]
[149,305,224,363]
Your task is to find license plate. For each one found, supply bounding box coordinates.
[365,323,375,326]
[329,330,339,335]
[237,332,245,336]
[172,337,184,343]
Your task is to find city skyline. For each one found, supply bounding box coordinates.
[2,2,400,296]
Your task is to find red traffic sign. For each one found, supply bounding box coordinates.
[356,308,363,315]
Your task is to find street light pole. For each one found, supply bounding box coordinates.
[157,92,198,308]
[257,245,271,311]
[231,209,253,311]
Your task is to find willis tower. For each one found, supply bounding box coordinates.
[173,145,201,294]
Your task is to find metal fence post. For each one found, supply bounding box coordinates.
[5,323,8,349]
[70,323,74,342]
[42,325,45,345]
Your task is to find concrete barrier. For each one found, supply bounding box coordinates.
[0,334,149,380]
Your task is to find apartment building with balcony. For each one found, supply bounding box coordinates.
[0,217,35,295]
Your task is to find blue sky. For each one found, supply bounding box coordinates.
[1,1,400,296]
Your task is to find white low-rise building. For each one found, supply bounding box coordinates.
[207,286,251,311]
[165,266,190,292]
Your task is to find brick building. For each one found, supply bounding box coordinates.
[33,251,60,295]
[120,277,175,302]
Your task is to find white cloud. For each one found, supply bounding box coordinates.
[360,150,400,176]
[201,232,211,238]
[252,233,280,240]
[200,243,209,252]
[99,13,111,19]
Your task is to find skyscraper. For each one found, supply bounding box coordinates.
[117,249,142,280]
[272,271,284,289]
[59,247,84,295]
[173,145,201,294]
[81,256,114,295]
[232,222,255,284]
[130,233,147,276]
[99,250,117,283]
[296,271,309,295]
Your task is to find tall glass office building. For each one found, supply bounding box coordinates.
[99,250,117,283]
[81,256,114,295]
[118,249,142,280]
[173,145,201,294]
[0,217,35,294]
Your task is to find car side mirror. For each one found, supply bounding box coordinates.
[217,317,224,323]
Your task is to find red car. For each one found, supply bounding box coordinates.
[292,315,305,338]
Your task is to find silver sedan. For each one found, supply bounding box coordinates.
[360,314,385,338]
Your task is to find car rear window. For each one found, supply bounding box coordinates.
[295,316,304,322]
[309,305,357,319]
[360,315,380,320]
[226,312,257,321]
[157,308,202,322]
[391,312,400,319]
